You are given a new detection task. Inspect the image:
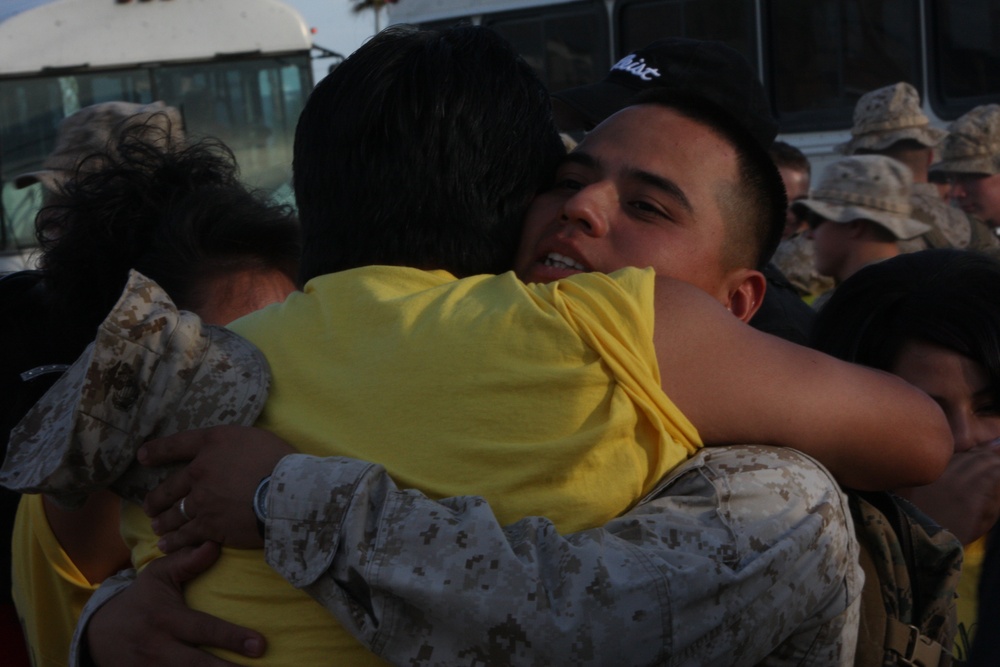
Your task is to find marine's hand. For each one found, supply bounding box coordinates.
[87,543,266,666]
[140,426,294,551]
[904,444,1000,545]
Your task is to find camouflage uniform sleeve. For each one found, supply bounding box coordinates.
[68,568,136,667]
[267,446,861,667]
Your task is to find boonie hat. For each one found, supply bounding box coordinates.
[14,100,185,192]
[550,37,777,149]
[837,82,946,154]
[792,155,931,240]
[0,270,269,507]
[930,104,1000,177]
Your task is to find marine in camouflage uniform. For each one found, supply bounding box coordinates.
[904,182,999,253]
[838,82,996,253]
[73,445,862,667]
[931,104,1000,237]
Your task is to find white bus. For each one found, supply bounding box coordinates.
[388,0,1000,164]
[0,0,316,270]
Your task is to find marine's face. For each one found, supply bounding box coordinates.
[807,217,852,281]
[514,104,740,304]
[950,172,1000,227]
[779,166,810,238]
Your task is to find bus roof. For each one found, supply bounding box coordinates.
[387,0,570,25]
[0,0,312,76]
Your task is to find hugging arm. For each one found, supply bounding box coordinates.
[71,543,264,667]
[649,275,952,490]
[131,430,858,665]
[261,447,859,666]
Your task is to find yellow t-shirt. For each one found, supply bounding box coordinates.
[955,536,986,660]
[11,494,100,667]
[124,265,700,665]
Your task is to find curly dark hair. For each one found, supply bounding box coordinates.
[811,249,1000,395]
[36,121,300,348]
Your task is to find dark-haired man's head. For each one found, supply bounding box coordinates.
[544,38,786,276]
[293,25,564,284]
[514,97,781,322]
[633,90,786,272]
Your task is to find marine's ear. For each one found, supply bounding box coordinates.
[723,268,767,323]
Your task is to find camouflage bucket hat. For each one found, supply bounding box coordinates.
[793,155,931,240]
[0,270,270,507]
[13,100,185,192]
[837,83,946,154]
[930,104,1000,176]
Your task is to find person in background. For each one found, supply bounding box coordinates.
[0,101,184,666]
[838,82,998,252]
[931,104,1000,235]
[1,121,299,667]
[769,140,835,302]
[795,155,930,309]
[773,140,812,239]
[812,249,1000,661]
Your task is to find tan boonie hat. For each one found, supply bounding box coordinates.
[929,104,1000,177]
[13,100,185,191]
[792,155,932,240]
[0,270,269,508]
[837,82,946,154]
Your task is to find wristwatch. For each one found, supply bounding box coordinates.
[252,475,271,538]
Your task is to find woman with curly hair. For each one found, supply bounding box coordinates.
[1,113,299,667]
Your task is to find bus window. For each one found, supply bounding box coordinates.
[929,0,1000,118]
[764,0,920,132]
[153,56,311,192]
[486,1,609,92]
[616,0,756,68]
[0,73,151,178]
[0,71,155,263]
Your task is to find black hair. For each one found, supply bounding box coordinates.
[770,140,811,177]
[293,25,565,283]
[633,89,786,270]
[811,250,1000,393]
[37,124,300,348]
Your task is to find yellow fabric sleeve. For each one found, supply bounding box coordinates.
[11,494,99,667]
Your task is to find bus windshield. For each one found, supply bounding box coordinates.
[0,0,314,270]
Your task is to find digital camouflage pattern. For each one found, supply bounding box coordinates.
[837,83,946,155]
[0,270,269,507]
[898,184,1000,254]
[793,156,931,241]
[13,101,184,192]
[931,105,1000,177]
[771,232,835,299]
[251,445,862,666]
[851,492,962,667]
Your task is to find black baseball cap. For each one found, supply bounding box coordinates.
[551,38,778,150]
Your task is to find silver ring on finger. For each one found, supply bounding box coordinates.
[179,496,192,522]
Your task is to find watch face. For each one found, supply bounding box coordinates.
[254,476,271,521]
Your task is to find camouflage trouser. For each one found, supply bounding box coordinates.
[258,445,861,666]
